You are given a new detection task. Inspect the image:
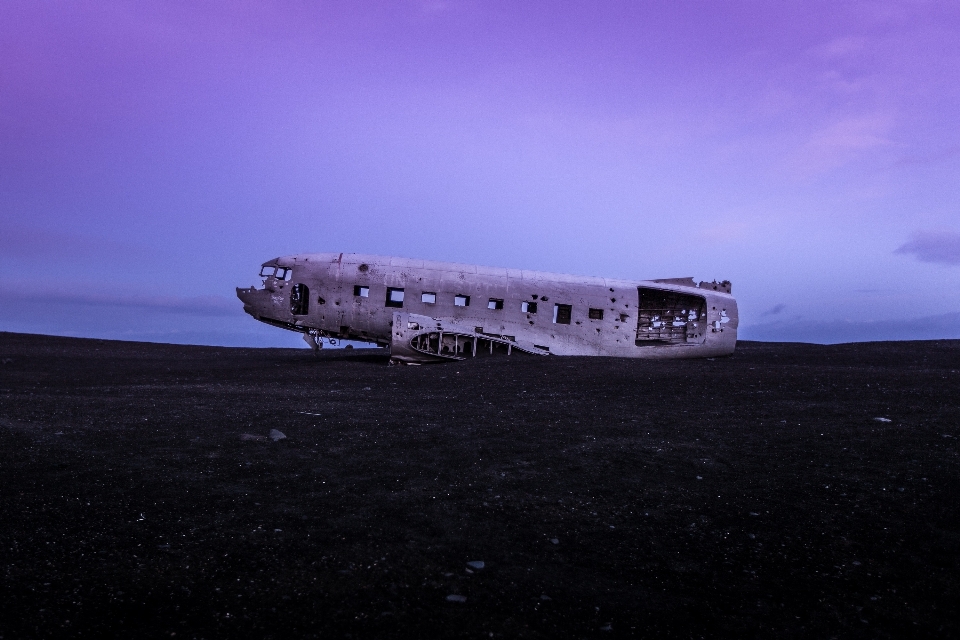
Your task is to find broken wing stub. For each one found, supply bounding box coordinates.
[389,312,550,364]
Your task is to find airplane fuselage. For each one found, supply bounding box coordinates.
[236,253,738,363]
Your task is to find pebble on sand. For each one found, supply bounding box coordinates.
[467,561,485,570]
[269,429,287,441]
[446,594,467,603]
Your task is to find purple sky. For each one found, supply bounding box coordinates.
[2,1,959,346]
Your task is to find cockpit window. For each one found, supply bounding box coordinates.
[260,266,291,280]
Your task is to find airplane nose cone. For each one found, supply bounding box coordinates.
[236,287,258,316]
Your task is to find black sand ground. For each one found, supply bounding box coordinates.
[1,332,958,639]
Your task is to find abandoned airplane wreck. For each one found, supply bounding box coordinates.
[236,253,738,364]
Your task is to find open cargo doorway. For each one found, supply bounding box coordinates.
[635,287,706,345]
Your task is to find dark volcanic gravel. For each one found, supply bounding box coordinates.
[1,332,959,639]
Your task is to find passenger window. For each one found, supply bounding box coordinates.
[354,285,369,297]
[588,308,604,320]
[553,303,572,324]
[521,301,537,313]
[454,295,470,307]
[386,287,405,308]
[488,298,504,310]
[290,283,309,315]
[422,292,436,304]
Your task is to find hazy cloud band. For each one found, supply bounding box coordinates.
[895,230,960,265]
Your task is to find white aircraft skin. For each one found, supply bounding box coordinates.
[236,252,738,363]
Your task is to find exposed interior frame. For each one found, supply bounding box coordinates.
[635,287,706,345]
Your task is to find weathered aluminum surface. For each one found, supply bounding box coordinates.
[237,253,737,363]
